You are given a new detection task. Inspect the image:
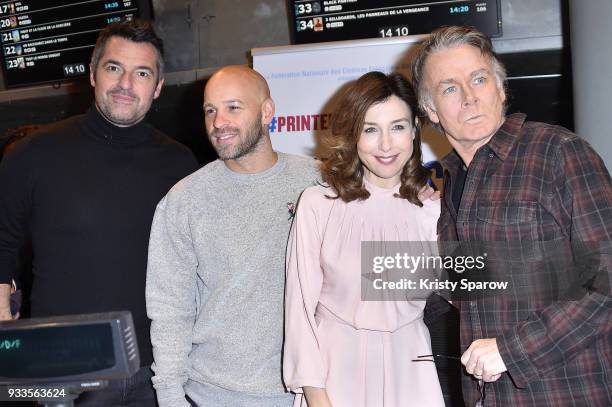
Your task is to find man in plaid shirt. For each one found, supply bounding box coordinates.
[412,26,611,406]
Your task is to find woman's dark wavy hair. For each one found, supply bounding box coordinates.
[320,71,430,205]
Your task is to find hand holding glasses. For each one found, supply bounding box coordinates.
[413,354,487,406]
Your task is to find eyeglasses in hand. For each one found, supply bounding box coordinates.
[413,354,486,406]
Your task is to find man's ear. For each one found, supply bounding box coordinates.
[89,64,96,88]
[499,86,506,105]
[424,103,440,124]
[261,98,275,125]
[153,78,164,99]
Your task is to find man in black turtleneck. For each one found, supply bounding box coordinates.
[0,20,198,405]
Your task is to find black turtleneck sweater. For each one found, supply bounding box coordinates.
[0,108,199,366]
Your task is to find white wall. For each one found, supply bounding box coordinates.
[570,1,612,169]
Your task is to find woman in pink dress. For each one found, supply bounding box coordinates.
[283,72,445,407]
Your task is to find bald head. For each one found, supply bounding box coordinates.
[206,65,270,103]
[203,65,276,167]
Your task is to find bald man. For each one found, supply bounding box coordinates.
[145,66,320,407]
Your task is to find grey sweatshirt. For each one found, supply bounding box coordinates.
[146,153,319,406]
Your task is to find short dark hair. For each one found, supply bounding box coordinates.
[90,18,164,81]
[411,26,507,123]
[320,71,430,205]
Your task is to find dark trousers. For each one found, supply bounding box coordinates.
[427,307,465,407]
[74,367,158,407]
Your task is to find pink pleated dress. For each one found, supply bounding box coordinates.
[283,181,445,407]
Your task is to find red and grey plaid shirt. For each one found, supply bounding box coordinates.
[438,114,612,406]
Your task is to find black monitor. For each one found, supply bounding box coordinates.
[0,311,139,385]
[0,0,153,88]
[288,0,502,44]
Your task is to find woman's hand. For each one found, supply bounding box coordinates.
[304,386,333,407]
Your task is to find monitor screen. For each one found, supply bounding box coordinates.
[0,324,115,378]
[0,0,152,88]
[0,311,139,384]
[288,0,502,44]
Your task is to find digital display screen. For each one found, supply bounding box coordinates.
[0,0,151,88]
[289,0,502,44]
[0,324,115,378]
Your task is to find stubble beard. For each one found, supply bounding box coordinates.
[97,89,143,127]
[212,115,266,161]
